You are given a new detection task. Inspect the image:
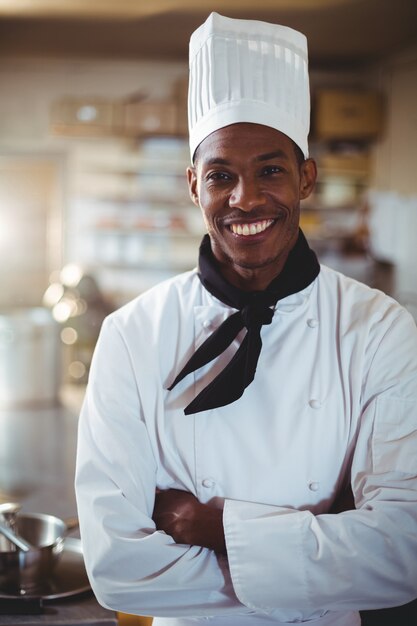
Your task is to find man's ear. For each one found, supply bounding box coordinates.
[187,166,199,207]
[299,158,317,200]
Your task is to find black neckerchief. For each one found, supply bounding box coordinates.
[168,229,320,414]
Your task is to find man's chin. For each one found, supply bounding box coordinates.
[214,247,273,271]
[233,257,279,271]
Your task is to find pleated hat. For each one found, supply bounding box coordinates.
[188,12,310,160]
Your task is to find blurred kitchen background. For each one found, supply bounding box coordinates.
[0,0,416,622]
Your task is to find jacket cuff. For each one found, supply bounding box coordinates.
[223,499,312,612]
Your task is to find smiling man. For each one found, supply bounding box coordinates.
[75,13,417,626]
[188,124,316,290]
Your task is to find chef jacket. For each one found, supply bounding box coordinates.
[75,264,417,626]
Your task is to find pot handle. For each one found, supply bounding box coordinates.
[64,517,80,533]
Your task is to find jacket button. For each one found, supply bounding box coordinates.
[307,318,319,328]
[202,478,215,488]
[309,399,322,409]
[309,481,320,491]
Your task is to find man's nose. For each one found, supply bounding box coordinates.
[228,177,267,212]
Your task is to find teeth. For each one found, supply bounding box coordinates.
[230,220,273,236]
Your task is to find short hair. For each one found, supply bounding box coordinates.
[292,142,305,168]
[193,137,305,168]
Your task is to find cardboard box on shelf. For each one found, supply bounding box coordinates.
[319,153,371,178]
[172,75,189,136]
[314,90,384,140]
[176,100,188,136]
[172,75,189,103]
[124,101,177,136]
[50,99,124,136]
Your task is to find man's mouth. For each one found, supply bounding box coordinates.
[228,219,275,236]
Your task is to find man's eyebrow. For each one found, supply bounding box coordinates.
[202,150,289,167]
[204,157,230,166]
[256,150,289,162]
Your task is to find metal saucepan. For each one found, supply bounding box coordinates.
[0,512,76,594]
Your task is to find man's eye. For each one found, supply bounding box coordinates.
[261,165,284,176]
[206,171,231,181]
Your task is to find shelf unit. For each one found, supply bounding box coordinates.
[65,136,204,306]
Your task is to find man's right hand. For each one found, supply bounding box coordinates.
[152,488,226,554]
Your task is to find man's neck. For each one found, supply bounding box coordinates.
[217,256,290,292]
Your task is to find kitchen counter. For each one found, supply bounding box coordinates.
[0,394,117,625]
[0,594,117,625]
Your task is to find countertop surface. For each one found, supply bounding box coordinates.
[0,594,117,625]
[0,391,117,625]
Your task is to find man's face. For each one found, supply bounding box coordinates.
[187,123,317,289]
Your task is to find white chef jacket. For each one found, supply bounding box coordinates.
[75,264,417,626]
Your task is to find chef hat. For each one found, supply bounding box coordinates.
[188,12,310,161]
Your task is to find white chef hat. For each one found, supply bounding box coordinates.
[188,12,310,161]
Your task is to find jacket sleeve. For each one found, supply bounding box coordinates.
[75,316,250,619]
[223,308,417,614]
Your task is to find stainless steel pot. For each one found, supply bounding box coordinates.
[0,307,61,408]
[0,513,67,594]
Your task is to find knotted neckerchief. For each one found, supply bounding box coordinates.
[168,229,320,415]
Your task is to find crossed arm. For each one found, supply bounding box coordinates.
[152,485,355,554]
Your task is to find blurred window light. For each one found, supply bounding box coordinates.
[52,298,77,322]
[68,361,86,380]
[43,282,65,307]
[60,327,78,345]
[60,263,83,287]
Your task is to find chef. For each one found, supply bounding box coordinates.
[75,12,417,626]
